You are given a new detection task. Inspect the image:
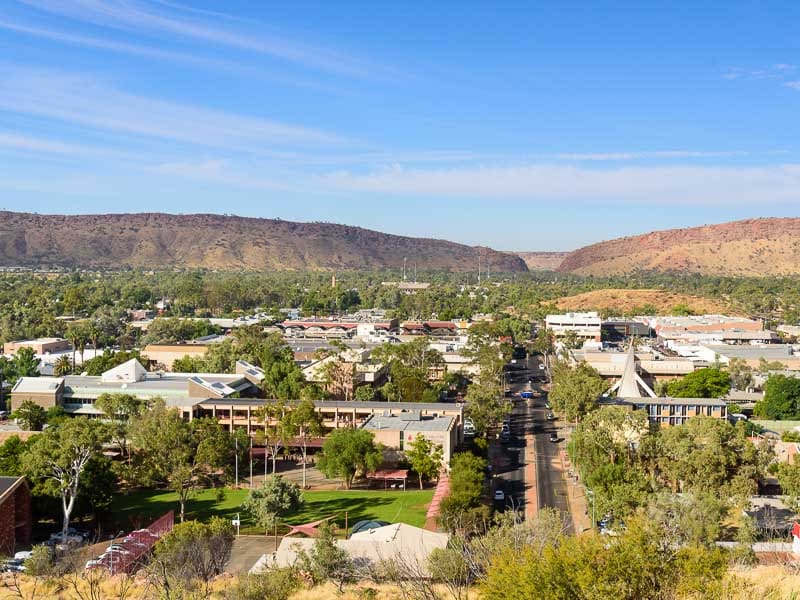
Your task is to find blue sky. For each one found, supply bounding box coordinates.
[1,1,800,251]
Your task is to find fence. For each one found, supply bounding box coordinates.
[107,510,175,576]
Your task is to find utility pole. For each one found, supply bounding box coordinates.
[235,437,239,488]
[249,436,253,489]
[478,252,482,284]
[403,257,407,281]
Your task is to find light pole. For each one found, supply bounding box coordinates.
[235,436,239,488]
[586,488,595,530]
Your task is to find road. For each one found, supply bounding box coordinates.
[494,353,574,532]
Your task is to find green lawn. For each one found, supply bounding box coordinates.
[110,488,434,535]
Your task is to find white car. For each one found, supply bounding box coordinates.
[13,551,33,561]
[494,490,505,502]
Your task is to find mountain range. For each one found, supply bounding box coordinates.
[2,212,799,276]
[0,211,526,272]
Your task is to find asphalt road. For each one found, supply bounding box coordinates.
[496,354,574,532]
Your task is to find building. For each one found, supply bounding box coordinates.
[575,348,695,386]
[362,410,458,463]
[301,348,389,399]
[545,312,602,342]
[605,345,728,426]
[142,337,227,371]
[254,523,448,575]
[3,338,71,356]
[0,476,31,555]
[281,318,398,339]
[399,321,458,336]
[649,315,770,346]
[601,318,651,342]
[10,358,263,414]
[10,359,464,440]
[696,344,800,369]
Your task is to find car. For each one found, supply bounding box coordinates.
[13,551,33,561]
[85,559,107,570]
[539,364,546,370]
[546,412,555,421]
[549,432,559,443]
[0,411,9,420]
[106,544,133,555]
[545,402,551,409]
[494,490,505,502]
[500,430,511,443]
[1,559,25,573]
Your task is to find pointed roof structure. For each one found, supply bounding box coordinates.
[101,359,148,384]
[609,344,657,398]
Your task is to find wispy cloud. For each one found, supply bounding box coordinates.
[15,0,397,80]
[545,150,749,161]
[723,63,797,81]
[0,66,346,151]
[322,163,800,205]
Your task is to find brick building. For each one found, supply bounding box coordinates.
[0,476,31,555]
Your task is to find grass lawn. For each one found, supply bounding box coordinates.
[110,488,434,535]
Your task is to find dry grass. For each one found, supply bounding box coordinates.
[553,288,733,315]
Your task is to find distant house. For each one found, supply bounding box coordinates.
[0,476,31,555]
[3,338,71,356]
[362,410,458,463]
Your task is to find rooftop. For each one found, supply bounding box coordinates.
[11,377,64,394]
[362,412,455,432]
[703,344,795,360]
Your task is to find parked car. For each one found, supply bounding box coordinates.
[549,432,559,443]
[13,551,33,561]
[546,412,555,421]
[500,430,511,443]
[1,559,25,573]
[494,490,505,502]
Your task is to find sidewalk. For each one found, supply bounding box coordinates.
[525,427,538,520]
[560,449,591,533]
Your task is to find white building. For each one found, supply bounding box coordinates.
[545,312,602,342]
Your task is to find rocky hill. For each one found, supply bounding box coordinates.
[558,218,800,277]
[0,212,528,272]
[514,252,567,271]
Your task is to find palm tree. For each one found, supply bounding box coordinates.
[54,355,73,377]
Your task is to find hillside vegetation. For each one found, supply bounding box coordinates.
[0,212,527,273]
[558,217,800,276]
[554,288,734,315]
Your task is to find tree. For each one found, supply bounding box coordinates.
[778,461,800,513]
[439,452,489,533]
[666,368,731,398]
[464,382,507,437]
[297,524,352,590]
[53,355,73,377]
[254,401,290,475]
[405,435,444,489]
[727,358,754,391]
[531,328,555,355]
[372,337,444,402]
[317,428,383,489]
[282,398,324,488]
[0,435,31,475]
[129,401,233,522]
[754,374,800,420]
[561,330,581,350]
[23,418,108,536]
[549,361,606,422]
[354,385,375,401]
[242,476,303,534]
[149,517,234,599]
[10,347,41,380]
[12,400,47,431]
[95,393,148,462]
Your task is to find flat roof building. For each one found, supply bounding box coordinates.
[3,338,71,356]
[545,312,602,342]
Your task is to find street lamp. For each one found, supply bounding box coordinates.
[585,489,596,530]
